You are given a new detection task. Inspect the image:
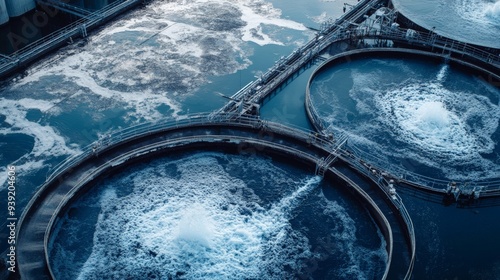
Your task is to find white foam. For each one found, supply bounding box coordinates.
[435,64,449,82]
[0,98,80,157]
[486,1,500,19]
[238,2,307,45]
[455,0,500,22]
[312,59,500,179]
[175,203,216,247]
[76,155,321,279]
[380,83,477,157]
[7,0,308,124]
[0,160,45,191]
[0,98,81,190]
[319,194,388,279]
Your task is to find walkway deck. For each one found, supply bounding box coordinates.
[215,0,387,115]
[304,48,500,201]
[14,0,500,278]
[0,0,144,79]
[16,114,415,280]
[216,0,499,117]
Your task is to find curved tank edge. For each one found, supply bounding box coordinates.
[5,0,35,18]
[0,0,9,25]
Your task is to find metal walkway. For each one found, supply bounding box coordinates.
[37,0,93,18]
[304,47,500,204]
[0,0,144,79]
[16,114,415,280]
[214,0,386,116]
[315,133,348,176]
[215,0,499,118]
[12,0,500,279]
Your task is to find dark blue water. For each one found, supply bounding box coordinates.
[49,152,387,279]
[1,0,499,278]
[0,9,73,54]
[309,57,500,182]
[308,55,500,279]
[400,192,500,279]
[392,0,500,49]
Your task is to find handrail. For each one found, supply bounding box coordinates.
[217,0,385,115]
[38,130,399,279]
[392,193,416,280]
[218,0,498,118]
[338,154,416,279]
[44,113,346,184]
[305,45,500,196]
[330,167,394,280]
[0,0,143,78]
[347,141,500,191]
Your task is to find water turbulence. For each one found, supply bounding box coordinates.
[310,58,500,181]
[392,0,500,48]
[176,203,215,248]
[457,0,500,22]
[485,1,500,19]
[49,153,387,279]
[380,67,475,158]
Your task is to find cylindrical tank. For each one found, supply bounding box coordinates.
[0,0,9,25]
[5,0,35,18]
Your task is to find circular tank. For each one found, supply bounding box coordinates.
[48,151,388,279]
[391,0,500,49]
[0,0,8,25]
[5,0,35,17]
[308,51,500,182]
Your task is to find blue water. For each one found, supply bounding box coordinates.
[0,0,499,278]
[309,57,500,182]
[392,0,500,49]
[400,191,500,279]
[49,152,387,279]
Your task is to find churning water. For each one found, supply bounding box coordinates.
[309,58,500,181]
[49,152,387,279]
[392,0,500,48]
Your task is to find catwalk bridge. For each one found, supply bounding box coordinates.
[216,0,500,117]
[213,0,500,202]
[16,114,415,280]
[14,0,500,279]
[0,0,146,79]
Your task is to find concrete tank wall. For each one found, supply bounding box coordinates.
[5,0,35,17]
[0,0,9,25]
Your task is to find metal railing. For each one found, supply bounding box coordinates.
[44,113,346,184]
[346,141,500,194]
[330,167,394,280]
[303,31,500,197]
[391,192,415,280]
[40,111,417,280]
[339,152,416,279]
[37,0,93,18]
[0,0,143,78]
[221,0,498,118]
[217,0,385,115]
[368,27,500,67]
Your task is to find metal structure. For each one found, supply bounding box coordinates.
[305,47,500,203]
[11,0,500,279]
[16,113,415,280]
[37,0,92,18]
[0,0,144,79]
[215,0,499,119]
